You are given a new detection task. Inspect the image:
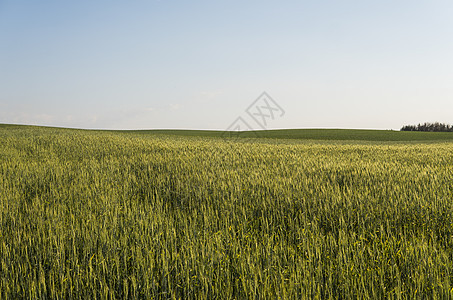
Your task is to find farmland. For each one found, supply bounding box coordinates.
[1,125,453,298]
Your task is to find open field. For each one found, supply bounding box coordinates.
[1,125,453,298]
[4,123,453,142]
[118,128,453,142]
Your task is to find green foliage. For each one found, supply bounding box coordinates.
[401,122,453,132]
[1,126,453,299]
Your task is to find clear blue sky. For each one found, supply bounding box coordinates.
[1,0,452,130]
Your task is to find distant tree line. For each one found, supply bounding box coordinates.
[400,122,453,132]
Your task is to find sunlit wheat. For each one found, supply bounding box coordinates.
[1,126,453,298]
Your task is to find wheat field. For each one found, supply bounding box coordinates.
[1,126,453,299]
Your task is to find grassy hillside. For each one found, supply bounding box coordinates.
[3,123,453,142]
[1,125,453,298]
[123,128,453,142]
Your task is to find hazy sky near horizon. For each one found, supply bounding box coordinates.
[1,0,453,130]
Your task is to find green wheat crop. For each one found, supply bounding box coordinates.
[1,126,453,299]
